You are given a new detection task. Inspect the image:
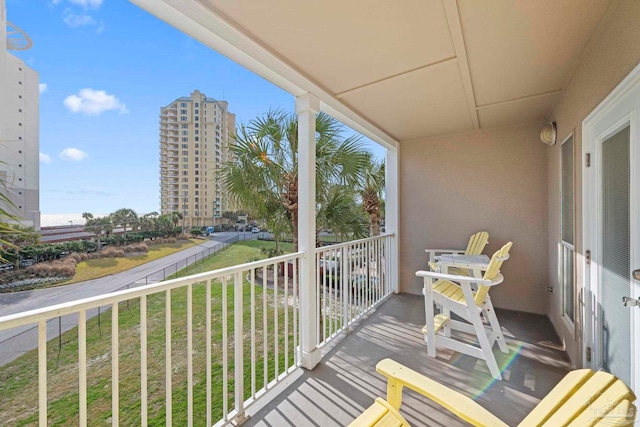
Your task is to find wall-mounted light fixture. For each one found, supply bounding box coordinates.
[540,122,557,146]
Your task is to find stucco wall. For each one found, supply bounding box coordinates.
[547,0,640,367]
[399,122,549,314]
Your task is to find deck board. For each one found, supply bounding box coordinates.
[244,293,572,427]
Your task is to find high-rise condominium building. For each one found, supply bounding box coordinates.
[0,0,40,229]
[159,90,235,228]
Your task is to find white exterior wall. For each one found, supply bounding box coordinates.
[0,1,40,229]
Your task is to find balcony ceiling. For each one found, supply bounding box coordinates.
[138,0,613,144]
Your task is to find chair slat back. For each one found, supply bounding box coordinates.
[465,231,489,255]
[518,369,636,426]
[475,242,512,304]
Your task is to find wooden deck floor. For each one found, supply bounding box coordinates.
[243,293,573,426]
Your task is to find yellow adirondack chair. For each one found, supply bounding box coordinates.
[425,231,489,273]
[417,242,512,380]
[349,359,636,427]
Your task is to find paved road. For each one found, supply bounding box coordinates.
[0,232,253,365]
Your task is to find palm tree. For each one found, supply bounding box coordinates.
[84,216,112,251]
[0,160,38,262]
[221,110,370,251]
[317,185,369,243]
[360,154,385,236]
[111,208,138,244]
[170,211,183,229]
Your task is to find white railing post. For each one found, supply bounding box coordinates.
[385,146,400,293]
[296,93,321,370]
[234,271,246,423]
[341,245,349,332]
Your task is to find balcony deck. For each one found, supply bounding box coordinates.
[244,293,573,427]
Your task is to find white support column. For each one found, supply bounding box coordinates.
[385,145,400,293]
[296,93,321,370]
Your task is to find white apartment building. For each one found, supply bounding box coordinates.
[159,90,235,228]
[0,0,40,229]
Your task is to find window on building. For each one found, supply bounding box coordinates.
[182,138,188,142]
[195,150,199,155]
[182,171,188,176]
[195,164,199,168]
[195,137,199,142]
[182,131,188,136]
[195,130,199,135]
[183,157,188,162]
[180,109,187,114]
[195,184,199,189]
[195,103,199,107]
[182,178,188,182]
[182,150,188,155]
[561,135,575,325]
[181,124,188,129]
[195,177,200,182]
[195,116,199,121]
[182,144,188,149]
[195,109,199,114]
[195,144,200,148]
[181,116,187,121]
[195,191,199,196]
[195,171,199,175]
[182,184,188,189]
[195,157,199,162]
[195,123,199,128]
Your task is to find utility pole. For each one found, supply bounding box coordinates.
[182,191,187,236]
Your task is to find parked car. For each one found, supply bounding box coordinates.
[252,227,260,233]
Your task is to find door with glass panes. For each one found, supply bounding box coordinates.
[584,65,640,394]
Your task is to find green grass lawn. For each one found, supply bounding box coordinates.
[62,239,199,285]
[0,240,297,426]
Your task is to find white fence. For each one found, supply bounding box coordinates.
[0,234,394,426]
[0,252,303,427]
[315,234,393,347]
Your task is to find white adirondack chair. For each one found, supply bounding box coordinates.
[417,242,513,380]
[425,231,489,273]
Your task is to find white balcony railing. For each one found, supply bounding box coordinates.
[315,234,393,347]
[0,234,394,426]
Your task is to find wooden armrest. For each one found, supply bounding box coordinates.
[415,270,495,285]
[376,359,508,427]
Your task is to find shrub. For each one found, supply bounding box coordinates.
[100,247,125,258]
[65,253,83,263]
[124,243,148,253]
[29,263,53,276]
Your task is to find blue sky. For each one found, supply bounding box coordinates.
[6,0,385,216]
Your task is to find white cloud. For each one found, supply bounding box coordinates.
[39,153,52,164]
[68,0,103,9]
[51,0,102,9]
[63,89,128,115]
[39,83,48,94]
[63,12,95,28]
[59,148,88,162]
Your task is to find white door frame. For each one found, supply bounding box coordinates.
[582,61,640,392]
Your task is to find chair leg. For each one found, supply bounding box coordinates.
[423,282,436,358]
[470,312,502,380]
[442,307,451,337]
[483,296,508,354]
